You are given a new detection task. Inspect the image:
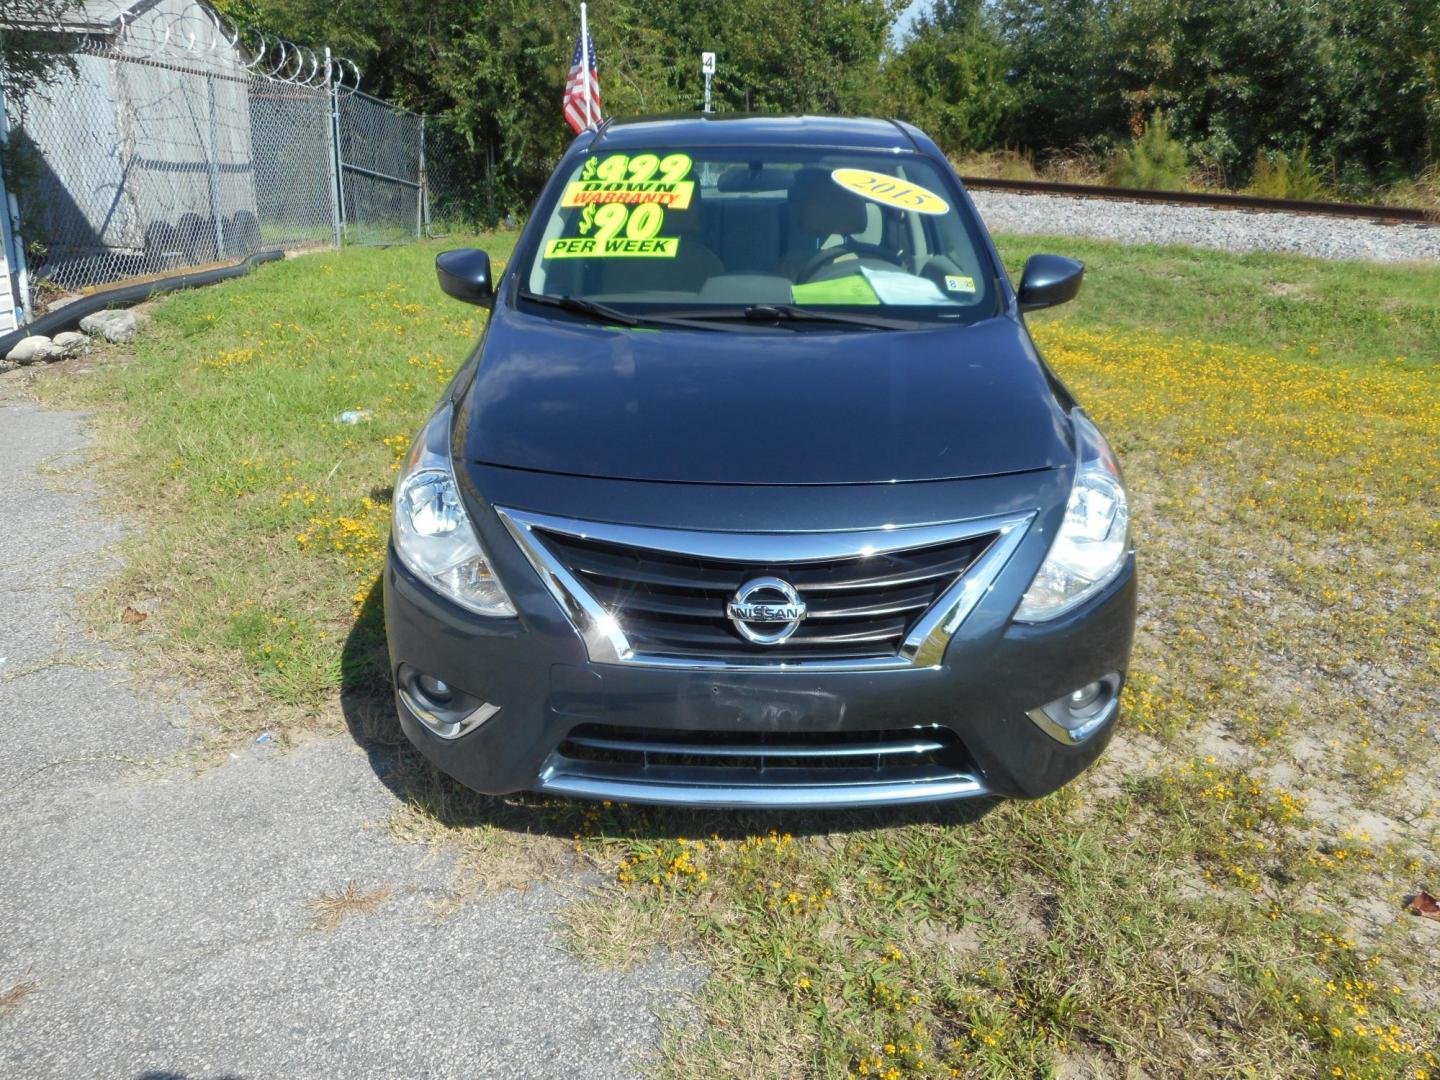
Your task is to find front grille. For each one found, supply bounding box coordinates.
[533,527,996,661]
[552,722,977,788]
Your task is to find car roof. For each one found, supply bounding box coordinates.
[587,114,921,152]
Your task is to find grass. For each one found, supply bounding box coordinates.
[33,239,515,740]
[1003,234,1440,368]
[25,233,1440,1078]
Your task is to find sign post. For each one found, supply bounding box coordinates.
[0,93,24,331]
[701,52,715,114]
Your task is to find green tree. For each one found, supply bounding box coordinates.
[997,0,1126,153]
[219,0,902,214]
[1321,0,1440,182]
[1,0,81,107]
[991,0,1438,185]
[882,0,1014,154]
[1106,0,1332,182]
[1109,109,1190,189]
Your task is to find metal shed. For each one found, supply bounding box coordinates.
[5,0,266,314]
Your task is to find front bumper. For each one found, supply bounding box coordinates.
[383,537,1137,809]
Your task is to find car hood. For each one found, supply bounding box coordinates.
[457,302,1072,485]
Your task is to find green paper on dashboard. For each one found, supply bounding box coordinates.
[790,274,881,306]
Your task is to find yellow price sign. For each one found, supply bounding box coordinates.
[830,168,949,215]
[565,152,697,209]
[545,237,678,259]
[544,202,679,258]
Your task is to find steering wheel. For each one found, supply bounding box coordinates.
[797,242,905,284]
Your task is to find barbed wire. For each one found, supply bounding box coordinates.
[77,5,362,94]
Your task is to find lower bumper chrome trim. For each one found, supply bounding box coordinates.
[535,770,989,809]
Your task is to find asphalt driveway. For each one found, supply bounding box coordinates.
[0,397,691,1079]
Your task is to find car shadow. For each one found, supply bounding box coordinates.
[339,577,1000,843]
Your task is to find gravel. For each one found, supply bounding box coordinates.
[970,190,1440,264]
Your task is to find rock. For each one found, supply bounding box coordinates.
[52,331,89,358]
[4,335,62,365]
[79,309,138,343]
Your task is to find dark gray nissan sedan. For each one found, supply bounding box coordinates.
[382,114,1136,809]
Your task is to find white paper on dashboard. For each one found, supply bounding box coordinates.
[860,266,951,305]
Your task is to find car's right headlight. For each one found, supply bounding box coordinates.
[1014,410,1130,621]
[392,402,515,617]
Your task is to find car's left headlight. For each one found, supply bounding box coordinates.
[1014,410,1130,621]
[392,402,515,617]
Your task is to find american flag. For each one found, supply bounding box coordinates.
[562,28,602,134]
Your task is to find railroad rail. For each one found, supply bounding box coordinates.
[957,176,1440,226]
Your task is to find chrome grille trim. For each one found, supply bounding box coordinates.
[563,733,951,759]
[496,507,1034,671]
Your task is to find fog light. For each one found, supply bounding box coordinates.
[396,665,500,741]
[1069,681,1103,710]
[417,674,452,704]
[1026,673,1121,745]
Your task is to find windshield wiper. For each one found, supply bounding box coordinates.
[517,291,641,326]
[517,291,742,332]
[747,304,918,330]
[664,304,917,331]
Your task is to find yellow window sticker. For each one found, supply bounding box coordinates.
[545,237,679,259]
[830,168,949,215]
[944,274,976,293]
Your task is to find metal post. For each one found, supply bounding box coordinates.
[0,92,28,328]
[205,74,227,259]
[417,114,426,240]
[325,47,345,247]
[702,52,715,114]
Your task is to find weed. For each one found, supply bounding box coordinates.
[306,881,394,931]
[0,979,37,1014]
[1251,144,1335,202]
[949,148,1038,182]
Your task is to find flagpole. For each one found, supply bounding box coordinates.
[579,2,592,130]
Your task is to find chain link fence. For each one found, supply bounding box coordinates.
[337,90,422,247]
[3,7,488,322]
[422,123,496,237]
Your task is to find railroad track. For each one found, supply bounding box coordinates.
[958,176,1440,227]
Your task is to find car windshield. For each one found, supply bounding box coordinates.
[522,144,998,324]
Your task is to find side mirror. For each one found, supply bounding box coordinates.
[436,248,494,307]
[1017,254,1084,312]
